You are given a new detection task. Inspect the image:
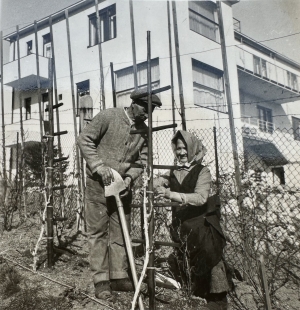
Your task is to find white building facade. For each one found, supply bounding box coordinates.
[2,0,300,186]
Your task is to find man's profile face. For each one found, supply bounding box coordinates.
[132,100,155,123]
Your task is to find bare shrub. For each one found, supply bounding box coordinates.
[0,264,22,298]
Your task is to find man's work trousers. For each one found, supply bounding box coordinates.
[85,177,131,285]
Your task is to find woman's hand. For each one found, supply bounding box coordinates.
[120,177,132,198]
[155,186,171,199]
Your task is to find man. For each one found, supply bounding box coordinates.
[77,89,162,300]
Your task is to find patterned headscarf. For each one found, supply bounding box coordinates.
[171,130,207,165]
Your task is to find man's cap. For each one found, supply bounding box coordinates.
[130,89,162,107]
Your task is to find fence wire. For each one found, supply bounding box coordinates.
[1,126,300,308]
[132,126,300,308]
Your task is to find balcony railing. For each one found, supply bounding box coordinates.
[236,47,300,92]
[3,53,50,88]
[241,115,274,134]
[233,18,241,32]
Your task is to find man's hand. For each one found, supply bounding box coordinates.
[120,177,132,198]
[97,166,114,186]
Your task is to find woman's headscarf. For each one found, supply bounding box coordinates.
[171,130,207,165]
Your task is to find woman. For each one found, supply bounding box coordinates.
[156,130,230,310]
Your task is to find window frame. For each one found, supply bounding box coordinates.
[257,105,273,133]
[192,59,227,113]
[292,116,300,141]
[12,40,16,61]
[253,55,268,78]
[188,1,220,43]
[42,92,49,121]
[24,97,31,120]
[26,40,33,55]
[43,33,52,58]
[287,71,298,91]
[76,80,90,116]
[115,58,160,107]
[272,167,285,185]
[88,4,117,47]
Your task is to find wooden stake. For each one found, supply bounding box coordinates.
[94,0,105,110]
[216,0,250,280]
[258,255,272,310]
[213,126,220,195]
[0,31,6,188]
[65,9,84,231]
[47,57,54,268]
[16,25,25,214]
[171,1,186,131]
[49,16,66,216]
[147,31,156,310]
[34,21,44,140]
[129,0,138,90]
[110,62,117,107]
[167,2,176,134]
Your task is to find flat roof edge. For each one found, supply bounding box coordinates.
[234,31,300,70]
[3,0,99,41]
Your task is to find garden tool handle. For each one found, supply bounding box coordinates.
[114,194,145,310]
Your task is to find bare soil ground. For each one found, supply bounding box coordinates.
[1,216,300,310]
[0,216,208,310]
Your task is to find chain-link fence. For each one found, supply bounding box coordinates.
[0,130,80,233]
[130,126,300,308]
[1,125,300,308]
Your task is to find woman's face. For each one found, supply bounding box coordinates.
[176,138,188,163]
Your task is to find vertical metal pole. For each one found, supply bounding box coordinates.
[94,0,105,110]
[0,31,6,187]
[49,16,65,215]
[129,0,138,90]
[65,9,84,231]
[110,62,117,108]
[47,58,54,268]
[213,126,220,195]
[167,1,176,134]
[16,25,25,213]
[172,1,186,131]
[147,31,156,310]
[34,21,44,140]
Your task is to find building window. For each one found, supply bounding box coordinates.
[292,117,300,141]
[272,167,285,185]
[43,33,52,58]
[42,92,49,121]
[253,56,267,78]
[192,59,227,113]
[189,1,219,43]
[24,97,31,120]
[76,80,90,115]
[115,58,160,107]
[257,106,273,133]
[26,40,33,55]
[12,40,16,61]
[287,71,298,91]
[89,4,116,46]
